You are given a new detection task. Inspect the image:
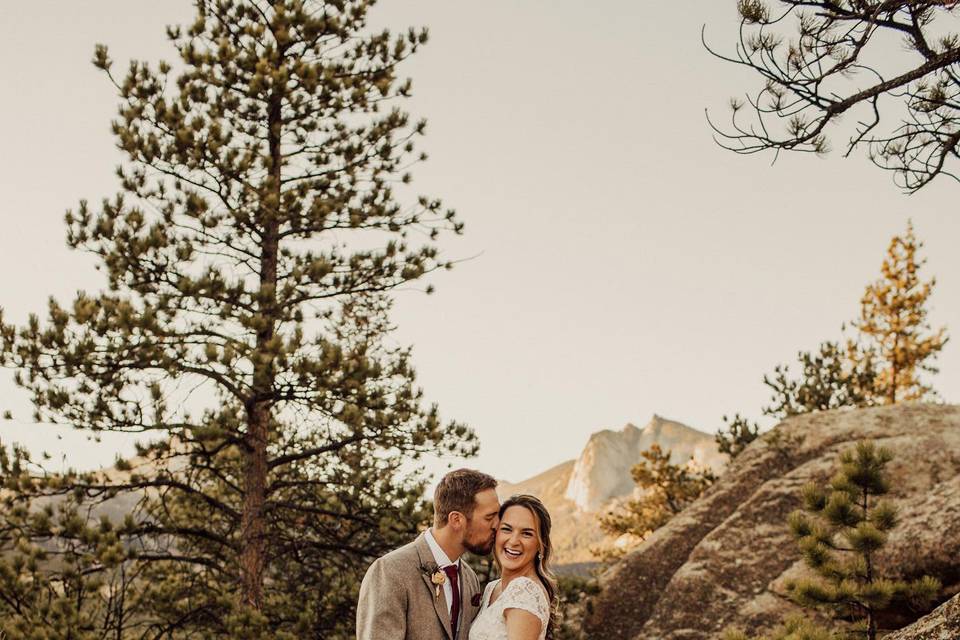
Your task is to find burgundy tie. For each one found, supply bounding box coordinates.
[443,564,461,639]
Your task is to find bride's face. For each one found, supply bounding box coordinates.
[495,505,539,573]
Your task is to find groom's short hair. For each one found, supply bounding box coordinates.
[434,468,497,528]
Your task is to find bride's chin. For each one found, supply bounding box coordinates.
[498,556,531,571]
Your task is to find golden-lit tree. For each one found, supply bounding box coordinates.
[853,221,948,404]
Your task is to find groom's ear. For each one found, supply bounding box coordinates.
[448,511,466,530]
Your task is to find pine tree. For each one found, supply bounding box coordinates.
[853,221,948,404]
[762,341,879,418]
[0,1,473,637]
[554,575,600,640]
[0,444,141,640]
[724,441,940,640]
[716,341,877,460]
[715,413,760,459]
[596,444,716,560]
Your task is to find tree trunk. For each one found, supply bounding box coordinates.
[239,65,284,610]
[241,401,271,610]
[889,332,899,405]
[864,490,876,640]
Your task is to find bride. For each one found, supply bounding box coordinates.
[469,495,557,640]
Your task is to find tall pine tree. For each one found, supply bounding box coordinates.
[0,1,473,637]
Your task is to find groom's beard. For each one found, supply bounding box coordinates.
[464,533,495,556]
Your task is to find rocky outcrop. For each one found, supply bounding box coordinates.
[583,404,960,640]
[885,593,960,640]
[499,415,722,565]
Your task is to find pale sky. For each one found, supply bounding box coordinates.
[1,1,958,484]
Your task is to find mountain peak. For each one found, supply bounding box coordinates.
[642,414,712,439]
[563,415,723,512]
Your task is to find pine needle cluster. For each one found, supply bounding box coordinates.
[713,1,960,192]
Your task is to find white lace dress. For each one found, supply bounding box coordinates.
[468,576,550,640]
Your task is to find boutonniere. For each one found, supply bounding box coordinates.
[471,593,482,607]
[420,563,445,601]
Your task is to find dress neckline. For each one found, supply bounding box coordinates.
[485,579,501,607]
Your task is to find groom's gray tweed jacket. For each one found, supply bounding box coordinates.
[357,532,482,640]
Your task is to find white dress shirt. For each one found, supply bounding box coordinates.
[424,527,461,617]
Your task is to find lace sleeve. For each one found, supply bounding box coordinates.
[500,577,549,624]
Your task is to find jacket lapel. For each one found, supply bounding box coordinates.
[458,562,481,639]
[415,533,454,640]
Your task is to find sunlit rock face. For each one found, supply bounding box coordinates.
[563,415,725,513]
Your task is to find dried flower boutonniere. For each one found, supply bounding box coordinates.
[430,570,445,600]
[420,562,446,601]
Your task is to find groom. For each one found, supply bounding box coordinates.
[357,469,501,640]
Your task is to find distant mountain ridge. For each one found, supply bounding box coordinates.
[564,415,724,512]
[498,415,724,566]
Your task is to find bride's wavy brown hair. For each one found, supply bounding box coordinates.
[497,494,559,638]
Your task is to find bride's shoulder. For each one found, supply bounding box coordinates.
[499,575,550,627]
[504,576,549,605]
[508,575,545,592]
